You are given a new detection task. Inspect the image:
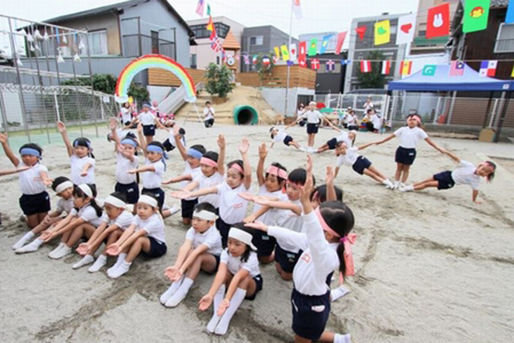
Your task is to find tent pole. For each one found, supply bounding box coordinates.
[447,91,457,124]
[482,91,494,128]
[493,91,511,143]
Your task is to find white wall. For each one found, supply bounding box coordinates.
[260,87,315,116]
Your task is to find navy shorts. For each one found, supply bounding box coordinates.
[253,231,277,258]
[246,274,263,301]
[275,244,301,273]
[283,135,294,146]
[216,217,232,248]
[306,123,319,134]
[19,191,51,215]
[326,137,338,150]
[348,125,359,131]
[291,288,331,340]
[204,118,214,128]
[162,138,176,152]
[395,146,417,165]
[123,120,132,126]
[181,198,198,219]
[298,118,307,127]
[143,236,167,258]
[143,124,155,137]
[352,156,372,175]
[115,181,139,204]
[433,170,455,190]
[141,187,165,209]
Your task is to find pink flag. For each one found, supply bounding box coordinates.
[195,0,205,17]
[449,60,465,76]
[335,32,347,55]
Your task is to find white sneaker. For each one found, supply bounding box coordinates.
[53,245,72,259]
[399,184,414,192]
[88,255,107,273]
[384,179,394,189]
[48,243,66,259]
[72,255,95,269]
[15,239,43,254]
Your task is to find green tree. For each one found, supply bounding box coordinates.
[60,74,116,94]
[128,83,149,104]
[357,51,386,89]
[205,63,234,98]
[255,54,274,80]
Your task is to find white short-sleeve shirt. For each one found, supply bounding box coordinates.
[253,185,288,225]
[181,162,203,200]
[120,108,132,123]
[273,129,288,143]
[70,204,103,227]
[100,211,134,230]
[216,182,249,224]
[70,155,95,185]
[220,249,260,277]
[56,197,74,215]
[138,111,155,126]
[452,160,481,190]
[195,172,224,208]
[132,213,166,243]
[394,126,428,149]
[141,159,165,189]
[116,152,138,184]
[185,225,222,256]
[336,147,360,167]
[301,110,323,124]
[18,162,48,195]
[203,107,215,120]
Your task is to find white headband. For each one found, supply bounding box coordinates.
[228,227,257,250]
[138,195,158,208]
[104,195,127,209]
[55,181,73,194]
[77,184,93,198]
[193,210,218,221]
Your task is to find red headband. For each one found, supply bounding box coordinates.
[200,157,217,168]
[229,163,244,174]
[267,165,288,179]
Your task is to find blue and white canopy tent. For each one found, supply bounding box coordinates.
[387,63,514,142]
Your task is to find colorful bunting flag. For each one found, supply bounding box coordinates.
[449,60,465,76]
[310,58,320,70]
[326,59,335,72]
[426,3,450,39]
[381,60,391,75]
[292,0,302,19]
[356,26,366,40]
[289,43,297,62]
[360,60,371,73]
[511,65,514,77]
[335,32,347,55]
[252,55,258,64]
[273,56,280,63]
[243,54,250,65]
[308,39,318,56]
[274,46,280,59]
[209,24,217,40]
[298,41,307,67]
[400,60,412,76]
[207,4,211,16]
[463,0,490,33]
[281,45,290,61]
[195,0,205,17]
[396,14,416,45]
[206,16,214,31]
[210,38,222,52]
[479,60,497,76]
[507,0,514,23]
[320,34,334,54]
[262,56,270,65]
[374,20,390,46]
[422,64,437,76]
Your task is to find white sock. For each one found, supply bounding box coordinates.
[214,288,246,335]
[331,285,350,302]
[12,231,35,250]
[48,242,66,259]
[165,277,194,307]
[334,333,352,343]
[160,276,184,305]
[88,254,107,273]
[53,245,72,259]
[206,285,225,333]
[72,254,95,269]
[108,260,131,279]
[15,238,44,254]
[115,253,127,267]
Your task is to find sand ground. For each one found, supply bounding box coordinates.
[1,122,513,343]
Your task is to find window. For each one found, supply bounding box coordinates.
[87,29,108,55]
[190,23,230,39]
[151,30,159,54]
[191,54,197,69]
[494,23,514,53]
[418,30,426,37]
[250,36,263,46]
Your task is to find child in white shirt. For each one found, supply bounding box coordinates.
[269,126,301,150]
[203,101,215,128]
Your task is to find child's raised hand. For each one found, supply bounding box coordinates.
[109,117,118,130]
[0,132,7,144]
[300,155,314,203]
[305,154,313,175]
[258,142,267,159]
[217,134,226,149]
[76,243,89,256]
[325,166,335,185]
[57,121,66,133]
[136,122,143,133]
[217,299,230,316]
[173,123,181,137]
[198,294,213,311]
[238,138,249,155]
[105,243,121,256]
[245,221,268,232]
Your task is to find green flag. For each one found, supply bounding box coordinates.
[422,64,436,76]
[308,38,318,56]
[463,0,490,33]
[207,4,211,16]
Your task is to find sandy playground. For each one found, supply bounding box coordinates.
[1,122,513,343]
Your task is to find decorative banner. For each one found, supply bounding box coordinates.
[320,34,334,54]
[207,4,211,16]
[289,43,297,62]
[274,46,280,59]
[243,54,250,65]
[293,0,302,19]
[273,55,279,63]
[381,60,391,75]
[356,26,367,40]
[262,56,270,65]
[396,14,416,45]
[360,60,371,73]
[335,32,347,55]
[511,65,514,77]
[426,3,450,39]
[449,60,465,76]
[507,0,514,23]
[115,54,196,103]
[374,20,390,46]
[479,60,497,76]
[206,16,214,31]
[310,58,320,70]
[308,38,318,56]
[209,24,217,40]
[400,60,412,76]
[422,64,437,76]
[341,59,351,65]
[280,45,290,61]
[195,0,205,17]
[326,59,335,72]
[252,55,258,64]
[298,41,307,67]
[463,0,490,33]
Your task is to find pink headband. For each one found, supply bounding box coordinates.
[200,157,217,168]
[267,165,288,179]
[408,115,421,125]
[229,163,244,175]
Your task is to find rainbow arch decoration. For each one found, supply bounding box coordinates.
[115,54,196,103]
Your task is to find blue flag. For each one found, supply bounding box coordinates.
[507,0,514,23]
[320,34,334,54]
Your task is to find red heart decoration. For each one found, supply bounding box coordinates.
[401,23,412,34]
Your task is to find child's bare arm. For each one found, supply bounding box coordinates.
[217,134,226,175]
[173,125,187,161]
[374,133,395,145]
[239,138,252,189]
[57,121,73,157]
[0,133,20,166]
[256,143,267,186]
